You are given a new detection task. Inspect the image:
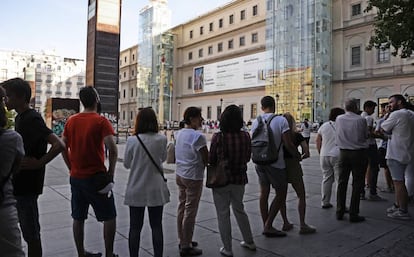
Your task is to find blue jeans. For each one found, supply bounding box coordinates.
[15,194,40,242]
[129,206,164,257]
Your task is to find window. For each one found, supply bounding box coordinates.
[200,26,204,35]
[208,46,213,55]
[267,0,272,11]
[253,5,258,16]
[252,32,258,43]
[217,106,222,120]
[239,105,244,118]
[188,52,193,60]
[131,88,133,97]
[123,71,126,78]
[198,48,203,57]
[250,103,257,119]
[351,46,361,66]
[219,18,223,28]
[123,111,125,120]
[187,76,192,89]
[218,42,223,52]
[228,39,234,49]
[209,22,213,32]
[131,70,134,76]
[132,54,135,61]
[123,89,126,98]
[190,30,193,39]
[130,111,133,120]
[240,10,246,20]
[377,47,390,63]
[124,56,127,63]
[351,3,361,17]
[207,106,212,119]
[239,36,245,46]
[229,14,234,24]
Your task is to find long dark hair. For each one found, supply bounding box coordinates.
[134,107,159,134]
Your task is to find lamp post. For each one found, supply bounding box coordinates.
[404,93,409,102]
[219,98,223,120]
[177,102,181,121]
[275,94,279,114]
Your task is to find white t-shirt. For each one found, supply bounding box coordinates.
[300,122,311,138]
[251,113,289,169]
[317,121,339,157]
[335,112,369,150]
[175,128,207,180]
[381,109,414,164]
[361,111,376,145]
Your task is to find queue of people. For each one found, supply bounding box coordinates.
[1,77,413,257]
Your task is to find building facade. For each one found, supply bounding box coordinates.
[171,0,266,122]
[332,0,414,112]
[119,45,138,127]
[0,49,85,119]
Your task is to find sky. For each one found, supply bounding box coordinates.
[0,0,229,59]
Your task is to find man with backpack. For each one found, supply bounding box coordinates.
[251,96,300,237]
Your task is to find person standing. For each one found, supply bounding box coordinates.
[300,118,311,145]
[1,78,64,257]
[209,105,256,257]
[361,100,384,201]
[61,87,118,257]
[251,96,300,237]
[381,94,414,220]
[175,107,208,256]
[316,108,345,208]
[279,113,316,234]
[335,99,368,222]
[123,108,170,257]
[0,87,25,257]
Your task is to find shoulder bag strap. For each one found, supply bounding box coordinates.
[136,135,167,182]
[265,114,283,151]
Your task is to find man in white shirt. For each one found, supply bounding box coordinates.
[335,99,369,222]
[361,100,384,201]
[381,94,414,220]
[251,96,300,237]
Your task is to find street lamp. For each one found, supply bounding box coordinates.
[219,98,223,120]
[404,93,409,101]
[177,102,181,121]
[275,94,279,114]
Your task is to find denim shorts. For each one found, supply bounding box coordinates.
[15,194,40,242]
[255,165,287,190]
[387,159,409,181]
[70,177,116,222]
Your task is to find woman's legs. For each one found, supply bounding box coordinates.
[320,156,335,206]
[148,206,164,257]
[229,185,254,244]
[129,207,145,257]
[292,178,307,227]
[212,186,232,251]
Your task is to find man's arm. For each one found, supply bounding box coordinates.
[282,131,301,159]
[20,133,65,170]
[104,135,118,176]
[315,133,322,154]
[60,136,71,170]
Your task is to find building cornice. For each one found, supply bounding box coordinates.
[177,85,265,100]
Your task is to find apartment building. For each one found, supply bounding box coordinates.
[332,0,414,111]
[171,0,266,122]
[119,45,139,127]
[0,49,85,119]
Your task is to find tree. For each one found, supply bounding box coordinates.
[366,0,414,58]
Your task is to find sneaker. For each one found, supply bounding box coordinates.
[219,247,233,257]
[180,247,203,257]
[349,215,366,223]
[322,203,333,209]
[386,203,399,213]
[387,209,411,220]
[282,223,294,231]
[240,241,256,251]
[84,251,102,257]
[299,225,316,234]
[380,187,394,193]
[367,194,386,201]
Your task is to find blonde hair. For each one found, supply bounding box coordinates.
[283,112,297,136]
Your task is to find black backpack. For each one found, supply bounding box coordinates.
[251,114,281,165]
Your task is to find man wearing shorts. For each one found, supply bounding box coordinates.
[381,94,414,220]
[251,96,300,237]
[62,87,118,257]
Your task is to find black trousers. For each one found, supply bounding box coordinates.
[337,149,368,217]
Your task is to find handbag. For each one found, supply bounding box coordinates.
[206,132,230,188]
[91,171,113,194]
[166,142,176,164]
[136,135,167,182]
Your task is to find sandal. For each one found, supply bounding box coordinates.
[282,223,294,231]
[299,225,316,234]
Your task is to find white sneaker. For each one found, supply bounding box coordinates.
[240,241,256,251]
[387,209,411,220]
[386,203,399,213]
[219,247,233,257]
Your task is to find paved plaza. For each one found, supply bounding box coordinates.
[33,133,414,257]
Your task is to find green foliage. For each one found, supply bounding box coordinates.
[366,0,414,58]
[6,109,15,129]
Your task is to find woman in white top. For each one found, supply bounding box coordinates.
[175,107,208,257]
[316,108,345,208]
[123,107,169,257]
[300,118,311,145]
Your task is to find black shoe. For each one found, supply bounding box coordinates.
[180,246,203,257]
[178,241,198,250]
[336,212,344,220]
[350,215,365,223]
[84,251,102,257]
[322,203,333,209]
